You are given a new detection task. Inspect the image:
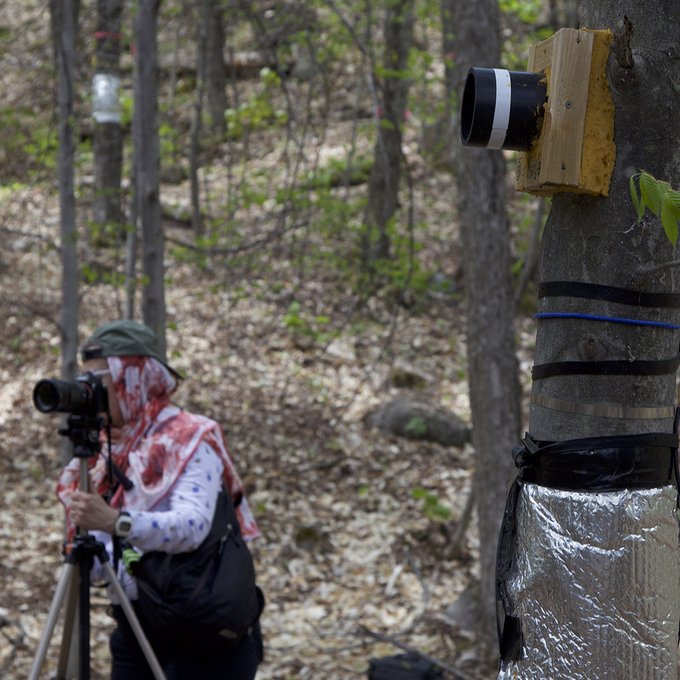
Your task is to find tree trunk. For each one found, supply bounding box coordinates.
[189,87,205,237]
[124,185,137,320]
[446,0,522,662]
[51,0,80,465]
[133,0,166,355]
[533,6,680,440]
[93,0,124,241]
[200,0,227,137]
[191,5,206,237]
[499,2,680,677]
[363,0,414,265]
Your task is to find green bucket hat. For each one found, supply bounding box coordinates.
[81,320,183,379]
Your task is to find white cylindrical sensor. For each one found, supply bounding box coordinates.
[92,73,121,124]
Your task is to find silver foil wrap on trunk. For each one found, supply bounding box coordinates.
[498,483,680,680]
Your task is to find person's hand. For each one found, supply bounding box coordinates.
[70,491,119,534]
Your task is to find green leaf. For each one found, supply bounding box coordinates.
[429,504,452,521]
[665,191,680,222]
[411,487,428,501]
[405,416,428,436]
[660,196,679,246]
[639,172,662,215]
[357,485,370,498]
[629,174,644,221]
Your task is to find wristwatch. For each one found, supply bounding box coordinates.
[114,511,133,538]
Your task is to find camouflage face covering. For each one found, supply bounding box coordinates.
[56,355,259,542]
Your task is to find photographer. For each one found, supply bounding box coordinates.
[54,320,263,679]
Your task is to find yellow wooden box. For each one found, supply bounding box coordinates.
[515,28,615,196]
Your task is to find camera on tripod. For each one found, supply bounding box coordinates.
[29,371,160,679]
[33,372,109,416]
[33,372,110,458]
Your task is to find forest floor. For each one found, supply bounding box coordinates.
[0,5,539,680]
[0,189,536,680]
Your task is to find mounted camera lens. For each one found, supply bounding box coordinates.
[33,379,93,413]
[33,373,109,415]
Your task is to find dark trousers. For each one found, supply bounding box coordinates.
[110,605,263,680]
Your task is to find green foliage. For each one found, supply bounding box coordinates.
[405,416,427,436]
[411,487,452,522]
[225,68,288,141]
[86,218,124,247]
[80,263,127,287]
[497,0,553,71]
[499,0,542,24]
[0,105,58,178]
[77,137,93,168]
[314,9,354,66]
[302,155,373,191]
[120,90,134,127]
[159,122,180,165]
[407,45,442,125]
[414,0,441,24]
[168,231,226,270]
[366,220,430,298]
[282,300,338,347]
[629,170,680,247]
[0,181,28,200]
[21,124,58,172]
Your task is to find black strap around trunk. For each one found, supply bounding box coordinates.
[532,357,680,380]
[538,281,680,309]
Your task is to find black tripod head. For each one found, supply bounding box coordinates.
[59,412,108,458]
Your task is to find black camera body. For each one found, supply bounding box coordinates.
[33,372,109,416]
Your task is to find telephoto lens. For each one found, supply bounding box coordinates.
[33,378,92,413]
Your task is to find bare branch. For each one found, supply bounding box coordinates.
[631,259,680,285]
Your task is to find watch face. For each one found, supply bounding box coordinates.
[116,514,132,536]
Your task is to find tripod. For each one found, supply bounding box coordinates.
[29,416,166,679]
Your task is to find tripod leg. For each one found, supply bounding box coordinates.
[78,557,91,680]
[102,561,167,680]
[55,565,80,680]
[28,563,77,680]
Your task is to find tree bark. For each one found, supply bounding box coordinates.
[93,0,124,240]
[191,4,206,237]
[363,0,414,265]
[532,4,680,440]
[134,0,166,355]
[52,0,79,464]
[446,0,522,661]
[200,0,227,137]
